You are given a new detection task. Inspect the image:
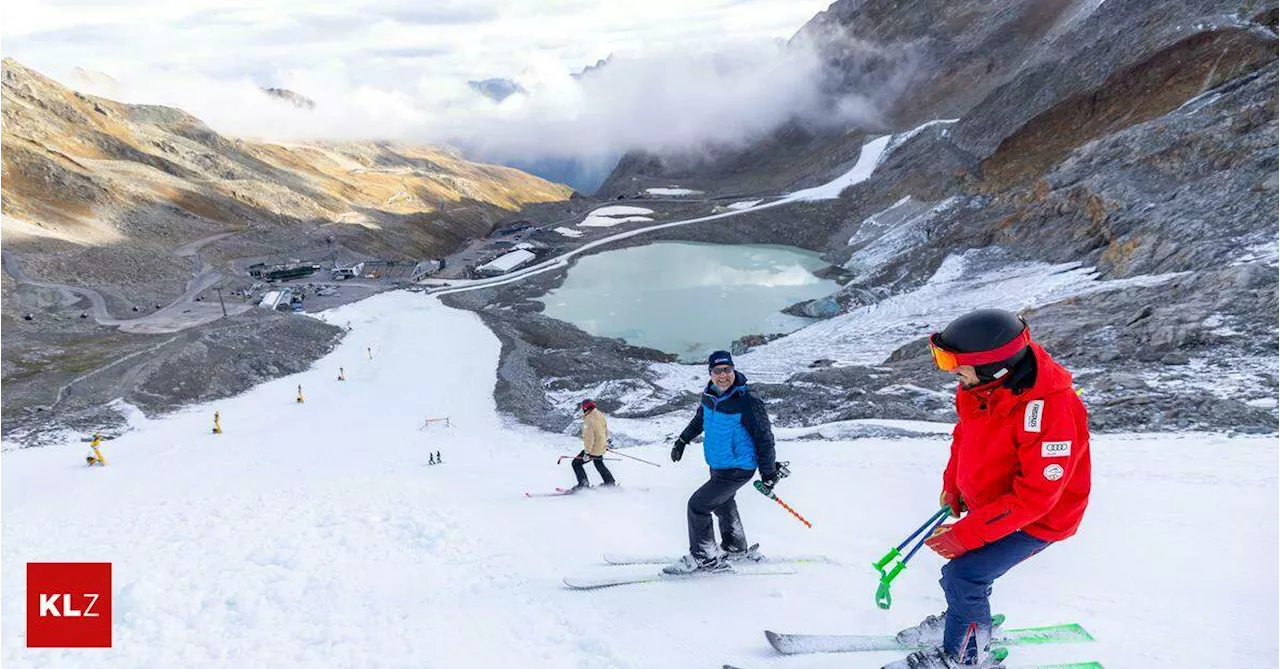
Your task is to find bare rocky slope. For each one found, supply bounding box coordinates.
[470,0,1278,436]
[1,58,571,446]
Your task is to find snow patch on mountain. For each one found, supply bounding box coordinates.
[844,197,962,276]
[580,205,656,228]
[723,249,1186,383]
[785,135,892,201]
[645,187,703,196]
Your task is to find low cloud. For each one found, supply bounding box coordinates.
[7,1,913,172]
[459,41,882,158]
[70,38,897,165]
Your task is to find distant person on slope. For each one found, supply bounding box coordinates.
[665,350,779,574]
[569,399,615,492]
[886,309,1091,669]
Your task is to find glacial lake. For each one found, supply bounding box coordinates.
[539,242,840,362]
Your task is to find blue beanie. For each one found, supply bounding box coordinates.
[707,350,734,369]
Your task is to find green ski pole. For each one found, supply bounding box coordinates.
[871,506,951,609]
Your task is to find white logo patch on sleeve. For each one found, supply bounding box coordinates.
[1042,440,1072,458]
[1024,400,1045,433]
[1043,464,1065,481]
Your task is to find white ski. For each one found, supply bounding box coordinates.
[603,552,831,566]
[564,564,797,590]
[765,623,1095,655]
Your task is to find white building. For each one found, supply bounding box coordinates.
[475,249,536,277]
[411,259,445,282]
[331,262,365,280]
[257,288,293,310]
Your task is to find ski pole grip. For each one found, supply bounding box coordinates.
[876,560,908,609]
[871,547,901,574]
[871,507,951,610]
[876,580,894,609]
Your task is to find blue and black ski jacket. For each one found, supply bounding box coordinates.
[678,371,777,476]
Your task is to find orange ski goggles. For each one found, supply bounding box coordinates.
[928,328,1031,372]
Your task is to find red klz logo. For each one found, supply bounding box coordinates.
[27,563,112,648]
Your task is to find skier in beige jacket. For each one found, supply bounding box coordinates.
[570,399,616,492]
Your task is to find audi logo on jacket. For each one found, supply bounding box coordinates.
[944,342,1092,551]
[677,371,777,476]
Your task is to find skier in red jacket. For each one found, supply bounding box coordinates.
[887,309,1091,669]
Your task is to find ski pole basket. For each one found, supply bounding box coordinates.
[871,506,951,609]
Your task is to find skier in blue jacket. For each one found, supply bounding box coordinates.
[665,350,780,574]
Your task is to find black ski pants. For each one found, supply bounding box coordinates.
[572,451,615,485]
[687,467,754,559]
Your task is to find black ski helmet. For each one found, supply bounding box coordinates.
[935,309,1031,382]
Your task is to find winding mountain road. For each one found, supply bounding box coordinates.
[3,230,251,334]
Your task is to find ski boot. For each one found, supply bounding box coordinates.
[724,543,766,563]
[895,613,1005,647]
[566,482,591,494]
[661,553,732,575]
[881,646,1006,669]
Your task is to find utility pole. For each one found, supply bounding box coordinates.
[215,287,228,318]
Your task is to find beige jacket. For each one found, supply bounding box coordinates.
[582,409,608,456]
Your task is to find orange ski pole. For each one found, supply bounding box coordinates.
[754,481,812,528]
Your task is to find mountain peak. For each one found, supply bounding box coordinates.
[468,78,526,103]
[261,87,317,110]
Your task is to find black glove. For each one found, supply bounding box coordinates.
[670,438,686,462]
[759,467,782,492]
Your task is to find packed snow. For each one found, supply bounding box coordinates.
[1232,237,1280,266]
[580,206,655,228]
[848,196,915,245]
[726,200,763,210]
[785,135,892,201]
[843,197,961,276]
[553,226,584,238]
[3,291,1276,669]
[645,187,704,196]
[880,119,958,157]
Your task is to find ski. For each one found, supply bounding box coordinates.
[593,484,650,494]
[727,662,1102,669]
[524,487,577,498]
[564,564,797,590]
[603,552,830,566]
[525,485,647,498]
[765,623,1094,655]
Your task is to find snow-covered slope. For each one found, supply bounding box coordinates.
[734,249,1187,383]
[3,293,1276,668]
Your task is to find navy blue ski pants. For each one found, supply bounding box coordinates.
[942,531,1051,661]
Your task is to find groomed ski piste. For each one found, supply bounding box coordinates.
[2,290,1277,668]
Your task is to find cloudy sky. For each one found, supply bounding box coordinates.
[3,1,866,166]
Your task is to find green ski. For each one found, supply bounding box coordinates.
[765,622,1094,655]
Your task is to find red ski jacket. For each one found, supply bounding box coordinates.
[944,343,1091,550]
